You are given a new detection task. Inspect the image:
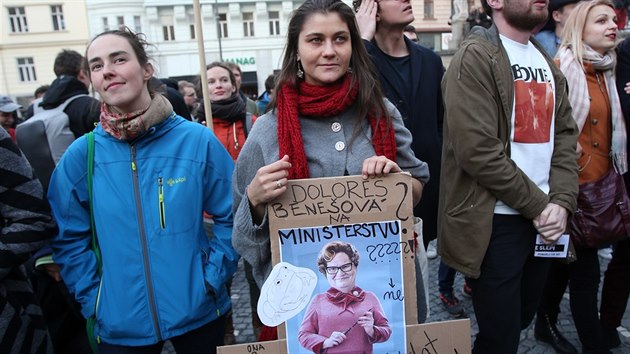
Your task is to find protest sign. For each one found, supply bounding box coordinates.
[218,174,473,354]
[270,173,417,353]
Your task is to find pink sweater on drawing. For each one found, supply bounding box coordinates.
[297,288,391,354]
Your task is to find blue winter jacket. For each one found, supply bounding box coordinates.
[48,114,239,346]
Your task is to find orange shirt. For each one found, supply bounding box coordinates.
[212,119,247,161]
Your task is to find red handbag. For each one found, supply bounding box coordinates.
[568,169,630,249]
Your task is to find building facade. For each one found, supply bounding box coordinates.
[85,0,462,96]
[86,0,298,98]
[0,1,91,107]
[0,0,466,106]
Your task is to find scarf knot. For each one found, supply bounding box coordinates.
[326,286,366,311]
[277,74,397,179]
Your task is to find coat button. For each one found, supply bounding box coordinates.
[593,142,599,148]
[331,122,342,132]
[592,118,598,125]
[335,141,345,151]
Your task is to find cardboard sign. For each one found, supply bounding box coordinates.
[217,174,476,354]
[268,173,417,324]
[217,320,472,354]
[265,173,417,353]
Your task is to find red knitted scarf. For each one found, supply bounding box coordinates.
[277,74,397,180]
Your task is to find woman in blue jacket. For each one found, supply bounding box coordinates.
[47,27,238,354]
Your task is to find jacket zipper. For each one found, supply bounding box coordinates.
[95,278,103,344]
[158,177,166,229]
[130,145,162,341]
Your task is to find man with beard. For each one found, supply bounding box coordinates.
[439,1,579,353]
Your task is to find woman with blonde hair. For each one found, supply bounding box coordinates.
[536,1,625,352]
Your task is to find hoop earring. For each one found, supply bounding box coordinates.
[297,60,304,79]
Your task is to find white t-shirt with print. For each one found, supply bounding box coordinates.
[495,34,556,215]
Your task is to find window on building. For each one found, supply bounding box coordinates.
[269,11,280,36]
[8,7,28,33]
[134,16,142,32]
[162,25,175,41]
[102,17,109,31]
[424,0,434,19]
[243,12,254,37]
[218,13,228,38]
[160,13,175,41]
[51,5,65,31]
[117,16,124,29]
[187,12,195,39]
[17,57,37,82]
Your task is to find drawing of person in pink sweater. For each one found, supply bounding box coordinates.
[297,241,391,353]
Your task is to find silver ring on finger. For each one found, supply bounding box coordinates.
[275,180,282,189]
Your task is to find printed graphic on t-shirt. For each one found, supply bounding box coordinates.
[512,64,554,143]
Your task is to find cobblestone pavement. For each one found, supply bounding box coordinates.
[163,245,630,353]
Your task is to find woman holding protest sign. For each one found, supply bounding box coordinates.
[232,0,428,303]
[297,241,391,353]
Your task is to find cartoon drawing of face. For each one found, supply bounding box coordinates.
[258,262,317,327]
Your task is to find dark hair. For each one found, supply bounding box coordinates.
[54,49,85,77]
[316,241,360,275]
[34,85,49,98]
[147,77,166,94]
[481,0,492,17]
[404,24,416,32]
[264,74,276,91]
[223,61,242,75]
[84,26,151,75]
[210,62,238,86]
[160,78,179,91]
[269,0,389,123]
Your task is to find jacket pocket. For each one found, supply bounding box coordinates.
[446,182,478,217]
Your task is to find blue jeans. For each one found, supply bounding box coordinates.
[438,260,457,294]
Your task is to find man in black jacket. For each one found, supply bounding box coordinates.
[40,49,100,137]
[355,0,446,322]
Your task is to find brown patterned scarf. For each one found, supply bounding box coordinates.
[100,93,173,141]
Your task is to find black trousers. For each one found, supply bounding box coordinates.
[600,238,630,328]
[97,315,226,354]
[470,214,551,354]
[538,247,605,350]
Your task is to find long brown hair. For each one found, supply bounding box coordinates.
[269,0,389,122]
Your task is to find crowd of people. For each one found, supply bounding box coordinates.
[1,0,630,353]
